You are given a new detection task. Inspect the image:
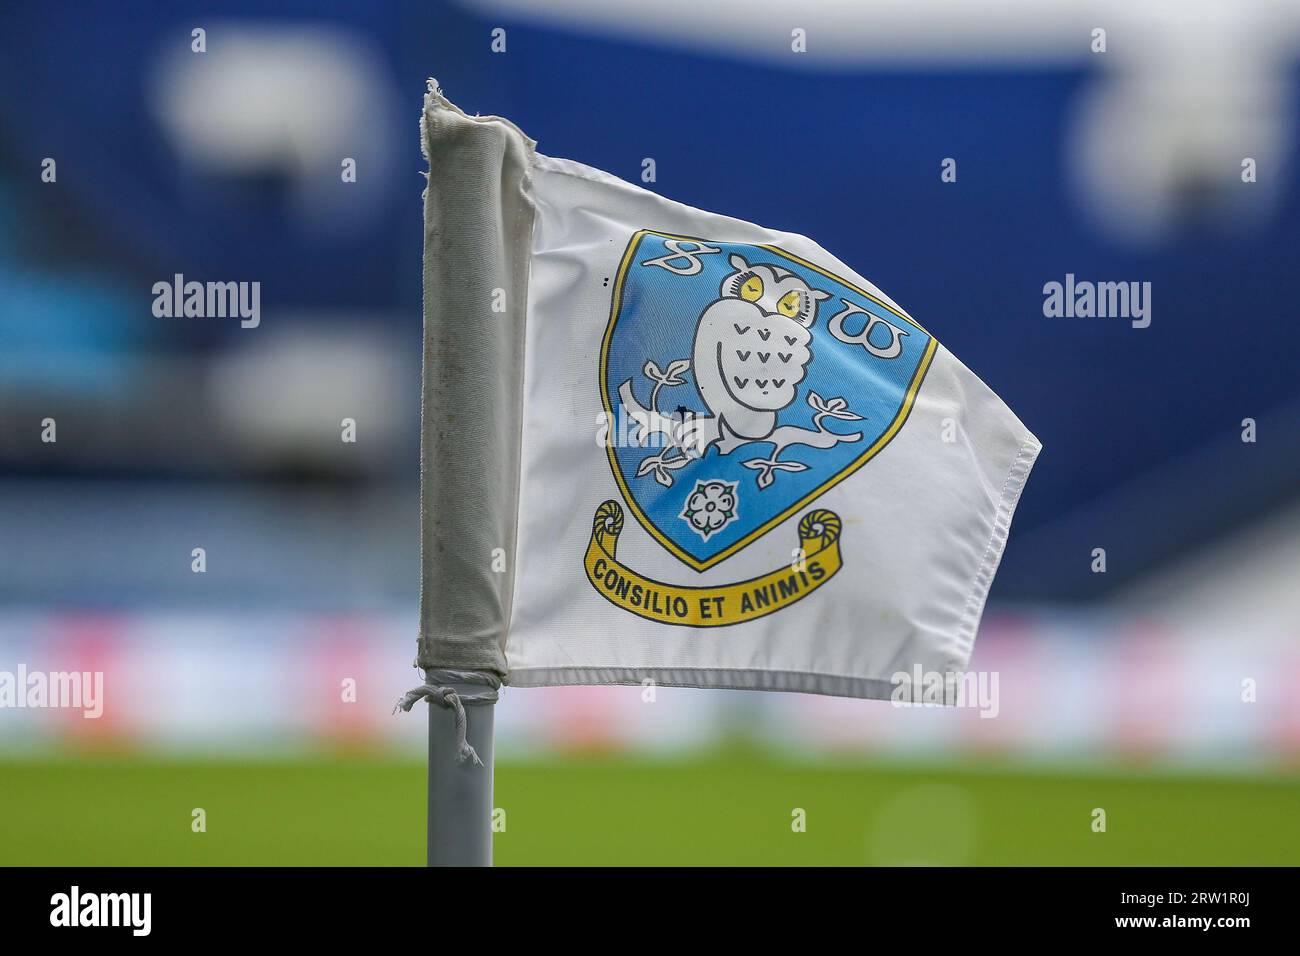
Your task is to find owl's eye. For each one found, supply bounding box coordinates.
[739,275,764,302]
[777,291,803,318]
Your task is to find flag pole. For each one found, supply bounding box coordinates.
[417,79,526,867]
[426,685,495,866]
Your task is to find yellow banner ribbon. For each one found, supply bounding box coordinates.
[584,500,843,627]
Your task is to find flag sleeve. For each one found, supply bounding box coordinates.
[417,80,536,676]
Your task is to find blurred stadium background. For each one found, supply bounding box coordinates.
[1,0,1298,865]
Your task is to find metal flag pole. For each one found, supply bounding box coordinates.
[396,669,499,866]
[426,679,495,867]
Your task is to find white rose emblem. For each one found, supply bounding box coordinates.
[680,479,739,540]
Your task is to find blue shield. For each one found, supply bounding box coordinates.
[600,230,935,571]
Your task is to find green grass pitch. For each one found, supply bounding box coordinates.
[1,752,1296,865]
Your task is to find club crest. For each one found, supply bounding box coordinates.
[585,230,935,627]
[601,230,934,569]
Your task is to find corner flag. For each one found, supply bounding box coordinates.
[416,80,1039,705]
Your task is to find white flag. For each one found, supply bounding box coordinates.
[420,84,1040,701]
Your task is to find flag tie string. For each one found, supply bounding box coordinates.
[394,669,501,766]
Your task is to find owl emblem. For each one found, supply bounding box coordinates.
[604,230,927,572]
[682,254,831,454]
[615,239,867,496]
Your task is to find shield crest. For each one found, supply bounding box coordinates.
[601,230,935,572]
